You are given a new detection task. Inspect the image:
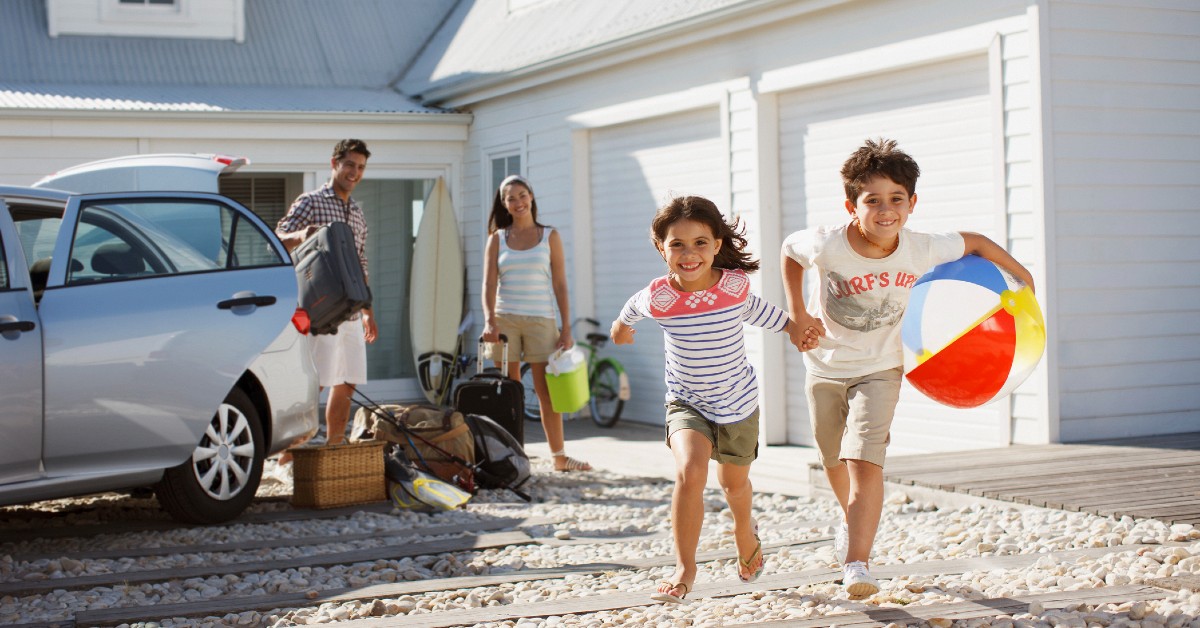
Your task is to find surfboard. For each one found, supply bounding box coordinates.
[410,177,464,404]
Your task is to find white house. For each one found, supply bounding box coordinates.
[3,0,1197,453]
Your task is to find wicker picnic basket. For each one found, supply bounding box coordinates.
[289,440,387,509]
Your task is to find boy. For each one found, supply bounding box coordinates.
[781,138,1034,597]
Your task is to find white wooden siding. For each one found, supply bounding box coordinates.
[588,107,725,424]
[999,27,1046,445]
[777,54,1004,454]
[1047,0,1200,440]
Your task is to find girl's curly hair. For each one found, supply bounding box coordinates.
[650,196,759,273]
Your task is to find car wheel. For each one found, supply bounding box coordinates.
[156,387,264,524]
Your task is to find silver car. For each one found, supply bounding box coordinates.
[0,168,318,523]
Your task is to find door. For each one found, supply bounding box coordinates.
[777,54,1000,452]
[0,201,44,484]
[589,107,725,424]
[37,193,299,476]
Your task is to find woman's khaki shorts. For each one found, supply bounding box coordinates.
[805,366,902,469]
[484,313,558,363]
[664,400,759,466]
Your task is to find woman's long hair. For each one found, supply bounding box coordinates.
[650,195,759,273]
[487,175,546,234]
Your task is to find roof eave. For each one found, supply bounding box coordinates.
[0,107,473,124]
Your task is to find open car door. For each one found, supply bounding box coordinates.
[36,192,297,477]
[0,198,45,485]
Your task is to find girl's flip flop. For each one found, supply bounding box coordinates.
[650,580,691,604]
[737,518,764,583]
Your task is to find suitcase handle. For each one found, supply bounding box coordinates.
[476,334,509,374]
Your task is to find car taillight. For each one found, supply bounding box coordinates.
[292,308,311,335]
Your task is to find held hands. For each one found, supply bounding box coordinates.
[787,313,825,352]
[610,320,635,345]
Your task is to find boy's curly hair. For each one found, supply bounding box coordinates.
[650,196,759,273]
[841,138,920,201]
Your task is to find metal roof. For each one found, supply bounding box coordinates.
[0,0,459,114]
[399,0,758,99]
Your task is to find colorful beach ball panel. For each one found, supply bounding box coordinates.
[901,255,1045,408]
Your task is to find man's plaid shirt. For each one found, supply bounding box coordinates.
[277,183,370,279]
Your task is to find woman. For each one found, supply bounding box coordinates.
[482,175,592,472]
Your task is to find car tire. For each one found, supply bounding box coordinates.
[156,387,264,524]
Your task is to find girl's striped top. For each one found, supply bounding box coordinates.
[618,268,789,424]
[496,227,556,319]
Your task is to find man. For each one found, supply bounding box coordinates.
[275,139,378,467]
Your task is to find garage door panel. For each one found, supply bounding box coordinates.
[779,54,1000,451]
[590,107,723,425]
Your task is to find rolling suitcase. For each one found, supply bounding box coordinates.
[453,336,525,445]
[293,221,372,335]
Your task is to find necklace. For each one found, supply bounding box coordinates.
[854,219,898,254]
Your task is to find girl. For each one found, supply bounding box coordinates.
[611,196,806,603]
[482,175,592,472]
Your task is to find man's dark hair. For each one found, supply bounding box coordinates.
[333,139,371,161]
[841,138,919,200]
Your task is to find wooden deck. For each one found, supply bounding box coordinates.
[812,432,1200,525]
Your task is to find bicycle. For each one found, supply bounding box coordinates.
[519,317,630,428]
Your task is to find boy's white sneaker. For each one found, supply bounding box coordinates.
[842,561,879,598]
[834,521,849,566]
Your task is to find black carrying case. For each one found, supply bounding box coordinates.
[293,221,372,335]
[453,336,525,445]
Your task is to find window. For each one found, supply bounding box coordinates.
[68,200,283,285]
[14,216,62,271]
[50,0,242,41]
[220,174,300,230]
[491,155,521,194]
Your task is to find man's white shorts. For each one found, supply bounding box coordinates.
[310,318,367,387]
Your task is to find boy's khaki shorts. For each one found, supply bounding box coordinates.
[484,313,558,363]
[664,400,759,466]
[806,367,902,469]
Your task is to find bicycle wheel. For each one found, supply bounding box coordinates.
[589,361,624,428]
[519,363,542,422]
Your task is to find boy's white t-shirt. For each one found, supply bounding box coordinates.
[783,224,964,378]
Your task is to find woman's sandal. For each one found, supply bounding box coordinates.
[737,519,765,583]
[650,580,691,604]
[551,451,592,472]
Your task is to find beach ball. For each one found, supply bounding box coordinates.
[901,255,1045,408]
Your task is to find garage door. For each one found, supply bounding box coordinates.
[778,53,1007,454]
[590,107,724,425]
